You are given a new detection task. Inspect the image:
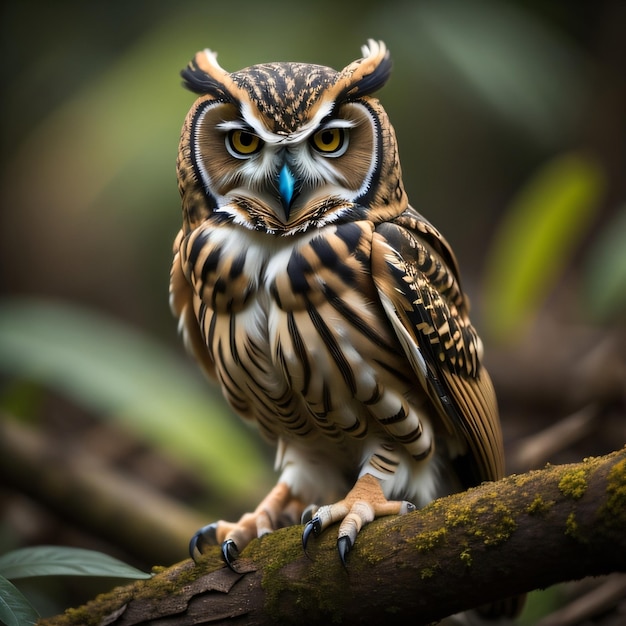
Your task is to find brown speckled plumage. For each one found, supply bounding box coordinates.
[170,39,521,619]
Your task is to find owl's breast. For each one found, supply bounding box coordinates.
[181,220,411,442]
[183,220,379,314]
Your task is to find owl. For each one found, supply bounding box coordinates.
[171,40,520,617]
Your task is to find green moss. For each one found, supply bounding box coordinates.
[510,473,534,488]
[133,573,177,601]
[604,458,626,522]
[445,504,475,528]
[62,606,101,626]
[59,585,135,626]
[564,511,588,543]
[183,548,225,577]
[246,526,303,589]
[558,468,588,500]
[40,557,228,625]
[460,548,472,567]
[481,503,516,546]
[456,502,515,546]
[442,496,516,547]
[415,527,447,552]
[245,526,348,623]
[353,521,390,565]
[420,566,436,580]
[526,495,554,516]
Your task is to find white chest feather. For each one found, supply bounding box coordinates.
[181,221,438,502]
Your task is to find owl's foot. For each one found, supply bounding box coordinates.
[189,482,304,570]
[302,473,415,565]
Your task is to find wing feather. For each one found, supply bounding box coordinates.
[371,207,504,484]
[170,229,217,381]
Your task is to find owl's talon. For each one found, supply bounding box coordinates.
[302,515,321,554]
[337,535,352,566]
[221,539,240,571]
[189,522,219,561]
[301,504,318,525]
[401,501,417,514]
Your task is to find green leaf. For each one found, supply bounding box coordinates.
[0,298,273,501]
[582,206,626,323]
[0,546,151,580]
[517,586,565,625]
[0,575,39,626]
[483,152,606,342]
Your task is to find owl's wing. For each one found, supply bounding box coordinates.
[170,229,217,382]
[371,207,504,485]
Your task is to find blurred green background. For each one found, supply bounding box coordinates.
[0,0,625,619]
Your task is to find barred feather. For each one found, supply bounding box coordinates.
[172,40,520,617]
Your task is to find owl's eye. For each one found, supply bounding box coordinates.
[310,127,348,157]
[226,129,263,158]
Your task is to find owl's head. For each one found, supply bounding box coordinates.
[177,40,407,235]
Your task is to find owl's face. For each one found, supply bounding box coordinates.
[178,41,407,235]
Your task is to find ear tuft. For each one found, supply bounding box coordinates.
[332,39,392,102]
[181,49,233,99]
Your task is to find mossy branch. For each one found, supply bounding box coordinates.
[39,447,626,626]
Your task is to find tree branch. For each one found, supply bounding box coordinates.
[38,446,626,626]
[0,415,207,565]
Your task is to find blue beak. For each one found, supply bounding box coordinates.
[278,163,297,217]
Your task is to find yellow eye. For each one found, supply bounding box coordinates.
[226,129,262,157]
[311,127,348,156]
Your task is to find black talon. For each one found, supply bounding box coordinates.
[337,535,352,567]
[189,534,201,561]
[300,504,318,525]
[302,516,321,554]
[221,539,240,571]
[189,522,219,561]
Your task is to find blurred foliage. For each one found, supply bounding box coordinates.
[0,298,273,501]
[517,587,566,626]
[380,0,589,146]
[582,206,626,323]
[483,152,606,341]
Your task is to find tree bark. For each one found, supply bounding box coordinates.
[37,446,626,625]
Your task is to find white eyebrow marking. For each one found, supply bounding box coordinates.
[235,100,337,145]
